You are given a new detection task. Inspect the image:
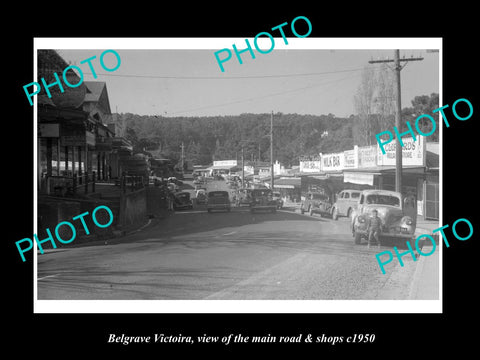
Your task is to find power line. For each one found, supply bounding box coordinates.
[166,72,361,116]
[79,67,369,80]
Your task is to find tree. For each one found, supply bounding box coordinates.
[402,93,439,142]
[353,64,395,146]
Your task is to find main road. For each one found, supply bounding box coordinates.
[37,180,418,301]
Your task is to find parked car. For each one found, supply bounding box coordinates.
[300,192,333,217]
[351,190,417,246]
[167,176,183,186]
[195,188,207,204]
[236,188,252,207]
[250,188,277,213]
[173,191,193,210]
[167,182,178,192]
[272,191,283,209]
[207,191,231,212]
[331,189,361,220]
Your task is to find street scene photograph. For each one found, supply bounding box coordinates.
[34,38,441,312]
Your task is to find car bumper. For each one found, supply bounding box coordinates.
[354,228,414,239]
[311,207,330,213]
[174,203,193,209]
[207,204,231,210]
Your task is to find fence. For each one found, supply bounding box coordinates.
[46,171,97,196]
[120,172,146,193]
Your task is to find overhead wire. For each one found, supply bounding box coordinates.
[79,67,371,80]
[167,72,363,115]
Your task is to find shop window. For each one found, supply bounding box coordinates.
[50,138,59,175]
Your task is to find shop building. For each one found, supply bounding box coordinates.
[298,136,440,221]
[37,50,131,195]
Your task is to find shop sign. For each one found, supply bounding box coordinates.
[358,145,377,168]
[377,136,424,167]
[213,160,237,167]
[322,152,344,171]
[299,156,321,173]
[344,149,356,169]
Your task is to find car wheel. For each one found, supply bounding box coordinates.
[347,208,352,219]
[354,232,362,244]
[332,207,338,221]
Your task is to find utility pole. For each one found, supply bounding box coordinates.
[180,142,184,173]
[241,146,245,188]
[369,51,423,193]
[270,111,274,190]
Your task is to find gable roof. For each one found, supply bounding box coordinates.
[84,81,106,102]
[83,81,111,114]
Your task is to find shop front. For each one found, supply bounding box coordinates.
[273,177,301,202]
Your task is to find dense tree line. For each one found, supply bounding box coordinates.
[120,112,354,167]
[118,93,438,168]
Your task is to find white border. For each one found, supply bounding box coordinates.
[33,37,442,314]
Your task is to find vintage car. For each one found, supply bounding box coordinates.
[207,191,231,212]
[351,190,417,246]
[195,188,207,204]
[236,188,253,207]
[331,189,361,220]
[173,191,193,210]
[193,177,204,185]
[250,188,277,213]
[300,192,333,217]
[272,191,283,209]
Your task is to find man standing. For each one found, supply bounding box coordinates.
[367,209,382,248]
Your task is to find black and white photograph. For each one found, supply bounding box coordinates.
[32,38,441,313]
[7,7,479,356]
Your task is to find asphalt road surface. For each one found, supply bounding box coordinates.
[37,180,418,301]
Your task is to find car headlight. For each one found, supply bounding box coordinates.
[358,216,366,223]
[402,216,413,225]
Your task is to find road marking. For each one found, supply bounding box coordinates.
[223,231,237,236]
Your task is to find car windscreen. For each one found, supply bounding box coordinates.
[365,194,400,207]
[312,193,329,201]
[351,192,360,198]
[208,191,229,198]
[252,190,271,197]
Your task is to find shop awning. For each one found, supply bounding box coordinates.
[207,165,240,170]
[344,172,375,186]
[273,177,301,189]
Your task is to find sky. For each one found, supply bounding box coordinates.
[51,38,440,118]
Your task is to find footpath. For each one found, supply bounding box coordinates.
[409,218,441,300]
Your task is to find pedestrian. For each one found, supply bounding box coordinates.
[168,191,175,211]
[367,209,382,248]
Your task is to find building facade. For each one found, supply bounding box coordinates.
[298,137,440,221]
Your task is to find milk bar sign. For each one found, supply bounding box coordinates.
[322,152,344,171]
